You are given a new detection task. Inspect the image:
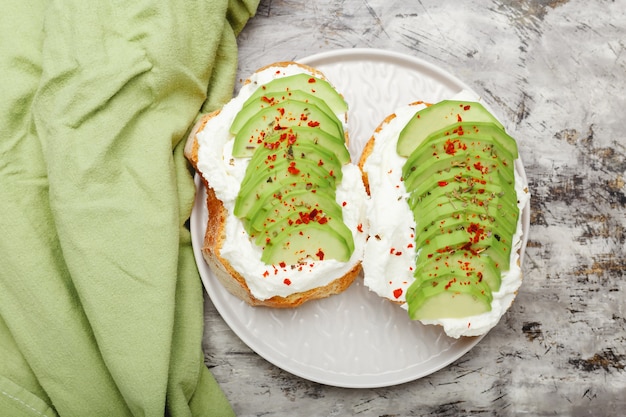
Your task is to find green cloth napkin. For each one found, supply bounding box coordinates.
[0,0,259,415]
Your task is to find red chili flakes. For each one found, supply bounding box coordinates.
[287,162,300,175]
[395,251,403,256]
[463,104,471,111]
[407,243,414,248]
[393,288,403,299]
[308,77,316,83]
[467,222,486,244]
[279,261,287,268]
[474,161,486,173]
[318,159,324,166]
[284,278,292,286]
[445,277,457,290]
[307,120,320,128]
[457,114,462,122]
[277,107,285,116]
[390,248,396,254]
[438,181,448,187]
[357,223,363,233]
[262,271,269,278]
[318,217,328,225]
[342,201,347,207]
[264,140,280,150]
[444,139,457,155]
[297,211,311,225]
[316,249,325,260]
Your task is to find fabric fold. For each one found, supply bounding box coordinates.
[0,0,260,415]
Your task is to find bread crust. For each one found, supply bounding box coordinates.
[185,62,361,308]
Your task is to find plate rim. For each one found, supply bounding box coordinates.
[191,47,529,388]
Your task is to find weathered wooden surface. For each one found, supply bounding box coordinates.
[202,0,626,415]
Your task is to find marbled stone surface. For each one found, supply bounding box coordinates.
[202,0,626,415]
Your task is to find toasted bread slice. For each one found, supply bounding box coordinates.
[358,98,529,337]
[185,62,363,308]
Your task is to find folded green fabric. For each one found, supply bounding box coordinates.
[0,0,259,415]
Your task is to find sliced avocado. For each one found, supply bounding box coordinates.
[413,214,514,270]
[407,171,518,217]
[396,101,504,157]
[402,136,516,193]
[254,199,350,250]
[239,179,319,226]
[402,121,518,167]
[231,90,339,135]
[261,221,353,265]
[232,99,344,158]
[406,167,518,212]
[245,73,348,115]
[234,159,336,220]
[248,187,342,233]
[287,126,350,164]
[416,227,512,272]
[413,251,502,293]
[406,274,493,320]
[241,140,343,192]
[403,151,515,197]
[239,153,339,200]
[411,181,519,235]
[412,192,519,239]
[247,127,349,166]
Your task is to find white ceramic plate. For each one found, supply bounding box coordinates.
[190,48,530,388]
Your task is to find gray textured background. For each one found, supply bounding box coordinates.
[202,0,626,415]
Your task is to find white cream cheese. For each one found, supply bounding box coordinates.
[361,93,530,338]
[195,65,368,300]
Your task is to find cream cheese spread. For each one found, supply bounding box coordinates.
[195,65,368,301]
[361,92,530,338]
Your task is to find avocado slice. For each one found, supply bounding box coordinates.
[245,73,348,115]
[261,221,353,265]
[413,213,515,268]
[245,127,349,168]
[286,126,351,164]
[396,101,504,157]
[416,227,512,272]
[412,192,519,240]
[406,166,517,209]
[402,121,518,167]
[231,90,340,135]
[406,273,494,320]
[403,150,515,197]
[234,158,337,220]
[241,141,343,195]
[413,251,502,293]
[248,187,342,233]
[410,180,519,237]
[232,99,345,158]
[402,135,516,194]
[254,197,350,249]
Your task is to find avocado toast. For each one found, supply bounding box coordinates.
[185,62,368,308]
[358,96,530,338]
